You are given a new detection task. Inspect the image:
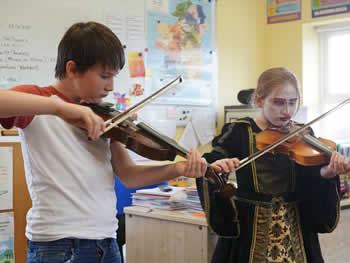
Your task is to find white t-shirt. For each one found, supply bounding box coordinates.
[0,85,118,241]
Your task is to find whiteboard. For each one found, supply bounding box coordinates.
[0,0,217,125]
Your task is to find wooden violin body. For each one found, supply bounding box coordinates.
[255,128,336,166]
[83,103,179,161]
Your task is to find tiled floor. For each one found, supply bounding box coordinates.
[319,207,350,262]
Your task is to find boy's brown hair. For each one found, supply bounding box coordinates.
[55,21,125,80]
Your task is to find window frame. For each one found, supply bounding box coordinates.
[319,28,350,105]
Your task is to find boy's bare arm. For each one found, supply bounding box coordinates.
[110,141,207,188]
[0,90,104,140]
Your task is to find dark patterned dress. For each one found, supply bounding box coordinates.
[196,118,340,263]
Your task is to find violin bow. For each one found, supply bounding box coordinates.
[101,76,183,135]
[137,122,228,188]
[236,97,350,171]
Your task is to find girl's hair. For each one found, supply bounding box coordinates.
[250,67,301,109]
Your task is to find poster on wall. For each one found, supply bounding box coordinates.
[267,0,302,24]
[312,0,350,18]
[146,0,215,105]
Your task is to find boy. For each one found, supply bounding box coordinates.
[0,22,207,263]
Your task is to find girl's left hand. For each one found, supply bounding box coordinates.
[175,149,207,178]
[321,152,350,179]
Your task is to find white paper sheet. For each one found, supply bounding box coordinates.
[127,16,145,42]
[0,147,13,210]
[178,122,199,151]
[147,0,169,13]
[105,12,127,45]
[192,119,215,146]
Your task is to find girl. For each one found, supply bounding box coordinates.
[197,67,350,263]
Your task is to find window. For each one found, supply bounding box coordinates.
[319,26,350,142]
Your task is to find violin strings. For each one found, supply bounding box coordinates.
[302,134,334,156]
[137,122,188,157]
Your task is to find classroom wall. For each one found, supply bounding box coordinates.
[264,0,350,103]
[174,0,266,157]
[216,0,265,130]
[213,0,350,137]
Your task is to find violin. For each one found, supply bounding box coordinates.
[82,102,234,198]
[216,98,350,198]
[235,98,350,175]
[82,76,234,198]
[255,125,336,166]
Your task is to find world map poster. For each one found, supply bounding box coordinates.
[146,0,214,105]
[312,0,350,18]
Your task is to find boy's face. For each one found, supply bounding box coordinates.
[259,83,299,128]
[74,64,119,103]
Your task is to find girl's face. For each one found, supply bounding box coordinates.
[258,83,299,128]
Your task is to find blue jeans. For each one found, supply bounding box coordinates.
[27,238,122,263]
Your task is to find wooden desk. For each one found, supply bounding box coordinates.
[341,198,350,209]
[124,206,217,263]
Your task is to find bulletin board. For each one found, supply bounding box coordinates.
[0,0,217,127]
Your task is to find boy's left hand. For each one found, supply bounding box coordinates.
[321,152,350,179]
[174,149,207,178]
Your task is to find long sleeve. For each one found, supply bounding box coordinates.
[296,164,341,233]
[196,122,244,237]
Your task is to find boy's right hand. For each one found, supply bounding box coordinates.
[211,158,240,173]
[56,101,105,140]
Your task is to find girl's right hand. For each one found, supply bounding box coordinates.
[56,101,105,140]
[211,158,240,173]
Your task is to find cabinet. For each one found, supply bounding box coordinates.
[224,105,259,123]
[124,206,217,263]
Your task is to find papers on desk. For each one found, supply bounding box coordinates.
[184,187,203,214]
[132,186,187,210]
[132,186,204,212]
[134,185,185,196]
